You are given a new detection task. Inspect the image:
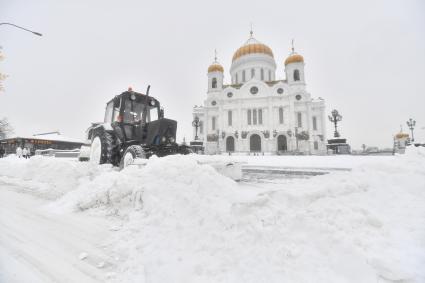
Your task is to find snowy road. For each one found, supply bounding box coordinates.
[0,182,116,283]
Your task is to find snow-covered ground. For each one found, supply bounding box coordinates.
[1,148,425,283]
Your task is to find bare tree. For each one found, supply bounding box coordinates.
[0,118,13,139]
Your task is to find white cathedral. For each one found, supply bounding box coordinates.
[192,32,327,154]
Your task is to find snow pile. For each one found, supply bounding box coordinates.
[110,150,425,283]
[108,156,241,282]
[0,155,115,199]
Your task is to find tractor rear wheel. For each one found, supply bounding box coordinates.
[120,145,146,169]
[90,131,116,165]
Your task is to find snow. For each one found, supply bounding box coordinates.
[1,147,425,282]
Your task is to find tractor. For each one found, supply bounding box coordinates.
[83,86,191,168]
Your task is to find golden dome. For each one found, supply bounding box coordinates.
[232,41,274,62]
[284,53,304,65]
[208,63,224,73]
[395,133,409,139]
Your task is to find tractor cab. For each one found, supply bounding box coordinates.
[104,90,162,125]
[103,90,173,144]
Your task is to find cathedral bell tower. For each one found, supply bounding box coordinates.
[284,40,306,86]
[207,50,224,93]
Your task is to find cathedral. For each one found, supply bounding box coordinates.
[192,32,327,154]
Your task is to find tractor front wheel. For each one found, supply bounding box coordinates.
[120,145,146,169]
[90,131,116,165]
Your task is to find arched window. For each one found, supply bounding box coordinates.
[313,116,317,131]
[212,78,217,88]
[242,70,246,82]
[268,70,271,81]
[294,69,300,81]
[251,68,255,79]
[261,69,264,80]
[279,107,284,124]
[235,73,239,84]
[314,141,319,150]
[258,109,263,124]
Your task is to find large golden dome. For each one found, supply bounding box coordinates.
[232,38,274,62]
[284,53,304,65]
[208,63,224,73]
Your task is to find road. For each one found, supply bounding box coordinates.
[0,183,117,283]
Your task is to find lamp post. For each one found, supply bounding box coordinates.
[406,118,416,142]
[0,23,42,36]
[192,116,200,140]
[328,109,342,138]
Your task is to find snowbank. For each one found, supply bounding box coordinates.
[1,149,424,282]
[0,155,115,199]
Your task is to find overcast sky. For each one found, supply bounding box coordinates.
[1,0,424,149]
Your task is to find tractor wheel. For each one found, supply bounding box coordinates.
[120,145,146,169]
[90,131,117,165]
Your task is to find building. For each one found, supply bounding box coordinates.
[394,131,410,154]
[0,132,84,155]
[192,32,326,154]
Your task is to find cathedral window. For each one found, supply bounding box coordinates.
[251,68,255,79]
[279,107,284,124]
[212,78,217,88]
[294,69,300,81]
[261,69,264,80]
[297,112,302,127]
[242,70,246,82]
[228,110,232,126]
[253,109,257,125]
[313,116,317,131]
[212,117,216,130]
[258,109,263,124]
[268,70,271,81]
[250,86,258,95]
[247,110,252,125]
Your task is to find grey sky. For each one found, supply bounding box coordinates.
[1,0,424,149]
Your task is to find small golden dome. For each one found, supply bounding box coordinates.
[395,133,409,139]
[208,63,224,73]
[232,42,274,62]
[284,53,304,65]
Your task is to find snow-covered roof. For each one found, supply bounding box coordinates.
[2,133,83,144]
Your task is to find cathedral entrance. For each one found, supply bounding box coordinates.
[250,134,261,152]
[277,135,288,151]
[226,136,235,152]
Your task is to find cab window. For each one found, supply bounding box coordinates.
[104,102,114,123]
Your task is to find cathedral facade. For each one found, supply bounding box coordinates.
[193,33,327,154]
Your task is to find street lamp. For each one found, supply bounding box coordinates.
[192,116,200,140]
[328,109,342,138]
[406,118,416,142]
[0,23,42,36]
